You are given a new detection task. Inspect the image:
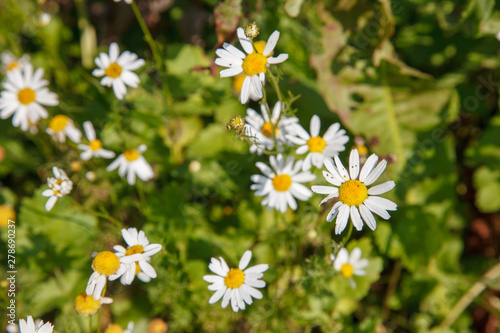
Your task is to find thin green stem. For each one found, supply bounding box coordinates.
[96,283,107,333]
[267,70,284,103]
[340,222,353,247]
[89,315,92,333]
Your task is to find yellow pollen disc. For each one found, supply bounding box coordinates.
[340,263,354,278]
[307,136,327,153]
[125,244,144,256]
[0,205,16,227]
[17,88,36,105]
[135,262,141,274]
[105,63,123,79]
[89,139,103,151]
[242,53,267,77]
[105,324,123,333]
[123,149,140,162]
[49,115,69,132]
[338,180,368,206]
[7,61,19,71]
[272,174,292,192]
[233,74,245,93]
[92,251,120,276]
[56,179,63,185]
[253,41,271,55]
[74,292,101,315]
[224,268,245,289]
[261,121,278,138]
[356,145,368,156]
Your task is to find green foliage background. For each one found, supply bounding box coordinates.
[1,0,500,332]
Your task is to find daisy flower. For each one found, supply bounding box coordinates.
[104,322,134,333]
[287,114,349,171]
[203,250,269,312]
[106,144,154,185]
[311,149,397,234]
[92,43,145,100]
[78,121,115,160]
[41,167,73,211]
[16,316,53,333]
[74,292,113,316]
[0,64,58,132]
[46,115,82,143]
[86,251,125,300]
[113,228,162,285]
[330,247,368,289]
[1,51,30,73]
[244,101,299,155]
[215,27,288,104]
[251,154,315,213]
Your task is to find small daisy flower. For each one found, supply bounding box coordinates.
[1,51,30,73]
[312,149,397,234]
[203,250,269,312]
[0,64,58,132]
[287,114,349,171]
[74,292,113,316]
[17,316,54,333]
[251,154,316,213]
[78,121,115,160]
[104,322,134,333]
[92,43,145,100]
[106,144,154,185]
[86,251,125,300]
[46,115,82,143]
[41,167,73,211]
[113,228,162,285]
[113,0,132,4]
[215,27,288,104]
[330,247,368,289]
[244,101,299,155]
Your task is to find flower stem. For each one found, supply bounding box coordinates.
[89,315,93,333]
[340,222,353,246]
[267,70,283,103]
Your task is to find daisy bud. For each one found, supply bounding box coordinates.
[244,21,259,39]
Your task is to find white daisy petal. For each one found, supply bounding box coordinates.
[349,149,360,180]
[368,181,396,195]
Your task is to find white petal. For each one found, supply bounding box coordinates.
[263,30,280,56]
[239,250,252,270]
[350,206,363,231]
[364,160,388,186]
[349,149,360,180]
[335,204,350,235]
[267,53,289,64]
[359,204,377,230]
[368,181,396,195]
[334,155,350,181]
[359,154,379,183]
[237,27,254,54]
[310,115,321,138]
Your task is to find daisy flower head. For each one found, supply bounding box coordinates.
[287,114,349,171]
[86,251,125,300]
[92,43,145,100]
[1,51,30,73]
[74,292,113,316]
[215,27,288,104]
[78,121,115,160]
[244,101,299,155]
[104,322,134,333]
[311,149,397,234]
[113,0,133,4]
[251,154,316,213]
[41,167,73,211]
[0,64,58,132]
[331,247,368,289]
[17,316,53,333]
[106,144,154,185]
[113,228,162,285]
[203,250,269,312]
[46,114,82,143]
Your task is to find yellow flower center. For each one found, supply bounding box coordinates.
[52,190,61,195]
[105,63,123,79]
[89,139,103,151]
[92,251,120,276]
[135,262,141,274]
[125,245,144,256]
[356,145,368,156]
[123,149,140,161]
[253,41,269,55]
[49,115,69,132]
[340,263,354,278]
[242,53,267,77]
[272,174,292,192]
[105,324,123,333]
[0,205,16,227]
[233,74,245,93]
[260,121,278,138]
[17,88,36,105]
[307,136,327,153]
[224,268,245,289]
[74,292,101,316]
[338,180,368,206]
[6,61,19,71]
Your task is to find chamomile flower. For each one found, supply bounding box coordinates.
[46,115,82,143]
[203,250,268,312]
[74,292,113,316]
[86,251,125,300]
[0,64,58,132]
[330,247,368,289]
[1,51,30,73]
[104,322,134,333]
[92,43,144,100]
[78,121,115,160]
[113,228,162,285]
[17,316,53,333]
[106,144,154,185]
[215,27,288,104]
[244,101,299,154]
[287,114,349,171]
[311,149,397,234]
[41,167,73,211]
[251,154,315,213]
